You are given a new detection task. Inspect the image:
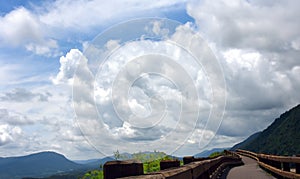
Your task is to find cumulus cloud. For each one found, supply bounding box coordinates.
[187,0,300,52]
[0,98,90,158]
[0,88,51,102]
[39,0,186,31]
[187,0,300,71]
[186,0,300,140]
[0,8,41,46]
[67,18,226,155]
[52,49,84,85]
[0,7,59,56]
[2,0,300,158]
[25,39,59,56]
[0,124,22,146]
[0,108,35,126]
[222,49,290,111]
[0,1,188,57]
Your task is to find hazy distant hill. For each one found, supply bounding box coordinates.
[0,151,84,178]
[80,156,114,168]
[194,148,228,158]
[231,104,300,155]
[0,150,181,179]
[73,152,149,167]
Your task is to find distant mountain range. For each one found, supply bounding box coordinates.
[0,151,179,178]
[75,156,114,168]
[194,147,229,158]
[231,104,300,155]
[0,151,85,179]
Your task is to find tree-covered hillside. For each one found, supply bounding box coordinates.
[0,151,84,179]
[232,104,300,155]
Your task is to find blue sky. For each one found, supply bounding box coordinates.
[0,0,300,160]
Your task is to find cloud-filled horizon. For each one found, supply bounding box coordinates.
[0,0,300,160]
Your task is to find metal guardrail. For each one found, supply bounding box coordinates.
[235,149,258,160]
[236,149,300,179]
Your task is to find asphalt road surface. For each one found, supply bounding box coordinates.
[222,155,276,179]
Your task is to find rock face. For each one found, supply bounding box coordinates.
[103,160,143,179]
[231,104,300,155]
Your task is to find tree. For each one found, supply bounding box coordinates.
[113,150,121,160]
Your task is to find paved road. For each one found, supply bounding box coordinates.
[223,155,275,179]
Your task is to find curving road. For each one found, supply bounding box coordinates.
[223,155,275,179]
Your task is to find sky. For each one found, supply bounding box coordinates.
[0,0,300,160]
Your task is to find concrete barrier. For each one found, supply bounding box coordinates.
[104,152,243,179]
[160,160,180,170]
[104,160,143,179]
[183,156,194,165]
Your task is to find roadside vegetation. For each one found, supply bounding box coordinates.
[81,150,180,178]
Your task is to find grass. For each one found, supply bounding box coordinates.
[81,170,103,179]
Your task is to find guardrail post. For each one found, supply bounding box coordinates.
[271,160,282,170]
[296,163,300,174]
[103,160,143,179]
[282,162,290,171]
[200,171,209,179]
[296,155,300,174]
[224,150,230,156]
[183,156,194,165]
[258,156,267,165]
[265,158,272,166]
[160,160,180,170]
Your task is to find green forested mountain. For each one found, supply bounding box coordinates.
[232,104,300,155]
[0,151,84,179]
[231,132,261,151]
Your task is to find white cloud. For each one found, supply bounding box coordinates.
[187,0,300,52]
[0,1,198,159]
[105,40,121,51]
[0,124,22,146]
[69,21,224,155]
[0,7,59,56]
[185,0,300,141]
[1,0,300,159]
[147,20,170,37]
[0,63,22,86]
[291,38,300,51]
[221,48,297,111]
[52,49,84,85]
[1,1,188,57]
[0,108,35,126]
[0,83,93,158]
[25,39,59,56]
[223,49,261,72]
[0,88,51,102]
[39,0,186,31]
[0,8,41,46]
